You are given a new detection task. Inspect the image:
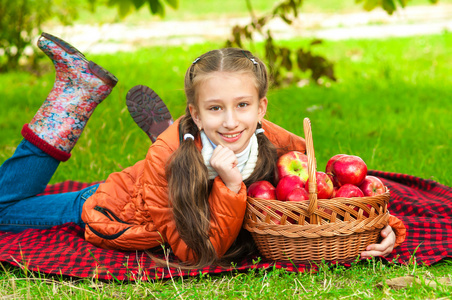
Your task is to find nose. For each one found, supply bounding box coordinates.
[223,110,239,129]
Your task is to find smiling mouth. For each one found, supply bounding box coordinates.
[222,132,241,138]
[219,130,245,141]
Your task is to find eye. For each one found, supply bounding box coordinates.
[209,106,221,111]
[238,102,249,108]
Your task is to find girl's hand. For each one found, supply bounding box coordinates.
[360,225,396,259]
[210,145,243,193]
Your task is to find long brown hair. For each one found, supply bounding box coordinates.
[166,48,278,268]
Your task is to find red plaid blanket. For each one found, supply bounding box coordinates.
[0,171,451,280]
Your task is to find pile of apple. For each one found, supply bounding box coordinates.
[247,151,386,202]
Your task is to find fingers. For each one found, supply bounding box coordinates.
[366,238,391,252]
[360,226,396,259]
[210,145,243,193]
[210,145,238,170]
[380,225,393,238]
[368,226,394,251]
[361,248,391,259]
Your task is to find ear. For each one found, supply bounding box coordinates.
[189,104,202,129]
[258,97,268,122]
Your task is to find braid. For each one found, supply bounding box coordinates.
[166,113,217,267]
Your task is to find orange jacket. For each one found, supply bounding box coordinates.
[82,118,406,262]
[82,118,306,262]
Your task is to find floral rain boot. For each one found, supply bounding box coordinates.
[21,32,118,162]
[126,85,173,143]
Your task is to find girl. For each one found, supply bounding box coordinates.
[0,33,405,267]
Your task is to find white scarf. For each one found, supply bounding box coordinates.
[200,131,259,180]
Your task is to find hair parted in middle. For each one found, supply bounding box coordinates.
[165,48,278,268]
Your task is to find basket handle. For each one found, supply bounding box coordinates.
[303,118,319,223]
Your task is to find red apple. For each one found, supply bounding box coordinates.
[331,155,368,186]
[326,154,347,188]
[247,180,277,200]
[325,154,347,174]
[328,173,340,188]
[276,175,305,201]
[305,171,334,199]
[335,184,365,198]
[286,187,309,202]
[276,151,309,183]
[331,187,339,198]
[359,176,386,196]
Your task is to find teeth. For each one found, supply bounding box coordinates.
[223,133,240,138]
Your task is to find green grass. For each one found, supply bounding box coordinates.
[0,33,451,297]
[1,34,450,185]
[1,257,452,298]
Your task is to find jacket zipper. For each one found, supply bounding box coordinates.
[94,206,131,224]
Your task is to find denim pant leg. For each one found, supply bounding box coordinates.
[0,139,98,233]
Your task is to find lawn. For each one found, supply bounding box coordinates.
[1,33,450,186]
[0,30,451,298]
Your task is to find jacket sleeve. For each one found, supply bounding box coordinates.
[82,160,167,251]
[388,215,407,248]
[262,118,306,154]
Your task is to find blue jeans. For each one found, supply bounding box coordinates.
[0,140,99,233]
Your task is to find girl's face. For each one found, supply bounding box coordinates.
[189,71,267,154]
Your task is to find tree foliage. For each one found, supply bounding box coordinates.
[0,0,439,74]
[226,0,337,87]
[0,0,85,72]
[102,0,178,18]
[225,0,440,86]
[357,0,438,15]
[0,0,176,72]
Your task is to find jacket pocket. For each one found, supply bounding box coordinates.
[89,206,132,240]
[94,206,131,224]
[87,224,131,240]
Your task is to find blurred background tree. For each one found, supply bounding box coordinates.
[0,0,440,85]
[0,0,84,72]
[0,0,177,72]
[106,0,178,18]
[357,0,437,14]
[225,0,439,86]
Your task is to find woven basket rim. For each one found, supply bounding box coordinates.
[247,188,390,203]
[245,188,390,227]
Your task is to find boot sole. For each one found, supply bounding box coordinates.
[40,32,118,88]
[126,85,173,140]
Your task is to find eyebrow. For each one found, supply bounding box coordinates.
[204,96,254,102]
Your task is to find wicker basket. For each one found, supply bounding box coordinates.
[243,118,390,263]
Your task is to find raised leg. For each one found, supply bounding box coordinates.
[22,32,118,161]
[126,85,173,143]
[0,32,118,232]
